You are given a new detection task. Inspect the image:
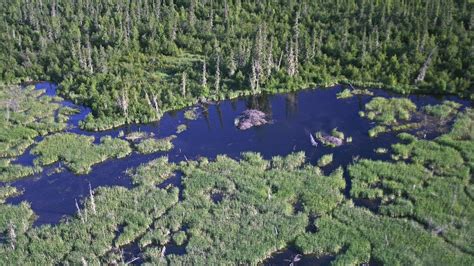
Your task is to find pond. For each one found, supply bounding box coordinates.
[4,82,471,264]
[7,82,470,223]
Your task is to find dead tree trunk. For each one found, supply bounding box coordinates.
[415,47,437,83]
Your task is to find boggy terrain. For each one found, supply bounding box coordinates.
[0,82,472,264]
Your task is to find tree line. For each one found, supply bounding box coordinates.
[0,0,472,129]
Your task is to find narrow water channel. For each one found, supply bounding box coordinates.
[6,82,470,230]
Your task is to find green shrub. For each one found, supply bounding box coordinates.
[176,124,187,133]
[184,108,198,120]
[136,135,176,154]
[423,101,461,120]
[31,133,131,174]
[172,231,187,246]
[317,154,333,167]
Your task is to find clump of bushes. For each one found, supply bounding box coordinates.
[172,231,187,245]
[362,97,418,137]
[336,89,353,99]
[331,128,344,139]
[0,159,41,182]
[336,88,374,99]
[317,154,333,167]
[125,131,154,141]
[315,131,343,147]
[374,148,388,154]
[184,108,199,120]
[136,135,176,154]
[0,86,70,159]
[368,125,388,138]
[31,133,132,174]
[0,185,19,203]
[364,97,417,126]
[423,101,461,120]
[176,124,187,133]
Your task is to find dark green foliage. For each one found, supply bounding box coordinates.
[1,0,471,129]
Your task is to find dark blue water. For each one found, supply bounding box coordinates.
[4,83,471,228]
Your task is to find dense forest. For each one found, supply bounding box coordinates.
[1,0,472,129]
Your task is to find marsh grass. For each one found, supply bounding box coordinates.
[348,109,474,255]
[183,108,199,120]
[1,143,473,264]
[31,133,132,174]
[0,85,78,180]
[0,185,19,204]
[423,101,461,120]
[362,97,419,137]
[136,135,176,154]
[317,154,333,167]
[0,110,472,265]
[176,124,187,134]
[0,159,41,182]
[336,89,353,99]
[336,88,374,99]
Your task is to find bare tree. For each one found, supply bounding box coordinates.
[415,47,437,83]
[202,60,207,88]
[181,72,187,96]
[293,10,300,72]
[117,88,129,119]
[188,0,196,28]
[154,0,162,20]
[152,93,160,116]
[214,56,221,92]
[0,85,22,122]
[8,221,16,250]
[266,36,274,77]
[286,41,296,77]
[250,61,258,92]
[228,50,237,76]
[224,0,229,22]
[75,198,84,224]
[89,183,96,215]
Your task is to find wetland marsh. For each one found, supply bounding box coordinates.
[0,82,472,265]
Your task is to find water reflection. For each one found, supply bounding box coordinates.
[6,83,471,227]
